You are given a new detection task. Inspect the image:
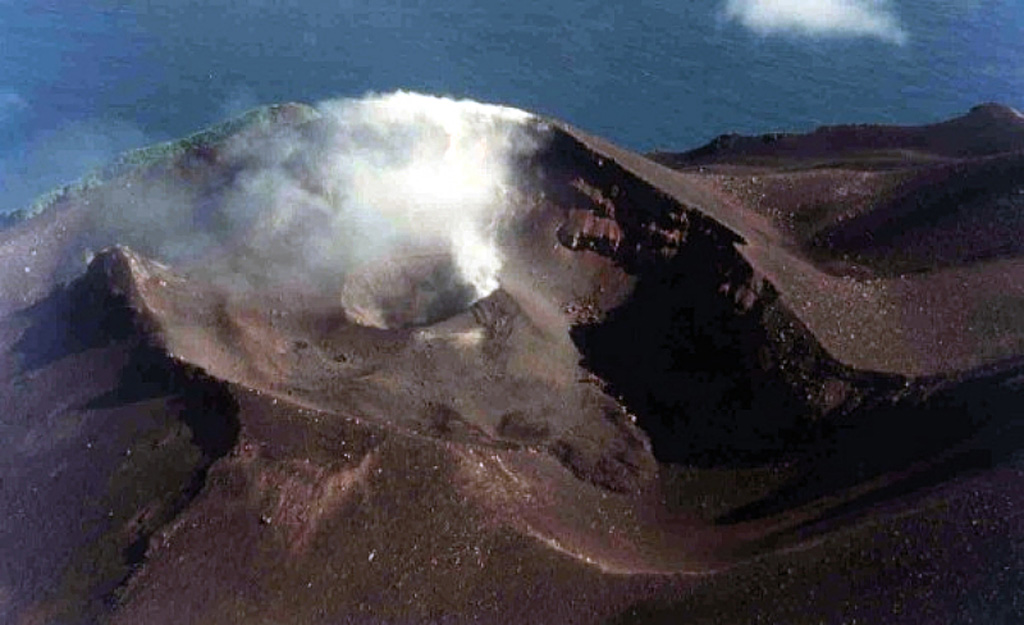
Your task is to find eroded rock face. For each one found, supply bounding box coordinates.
[528,126,869,465]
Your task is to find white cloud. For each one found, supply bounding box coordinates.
[724,0,907,44]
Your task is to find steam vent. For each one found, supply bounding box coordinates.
[340,247,484,329]
[3,94,1024,624]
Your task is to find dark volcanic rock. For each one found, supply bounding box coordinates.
[3,103,1024,624]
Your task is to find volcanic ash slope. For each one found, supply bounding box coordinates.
[2,95,1024,624]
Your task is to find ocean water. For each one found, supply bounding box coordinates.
[0,0,1022,213]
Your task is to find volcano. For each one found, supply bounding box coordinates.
[2,97,1024,624]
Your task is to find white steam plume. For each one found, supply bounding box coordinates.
[85,91,542,324]
[311,92,535,298]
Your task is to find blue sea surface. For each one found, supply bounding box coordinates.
[1,0,1022,212]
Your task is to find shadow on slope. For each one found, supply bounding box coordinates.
[13,249,152,371]
[809,153,1024,275]
[719,358,1024,528]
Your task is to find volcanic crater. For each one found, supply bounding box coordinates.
[2,99,1024,624]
